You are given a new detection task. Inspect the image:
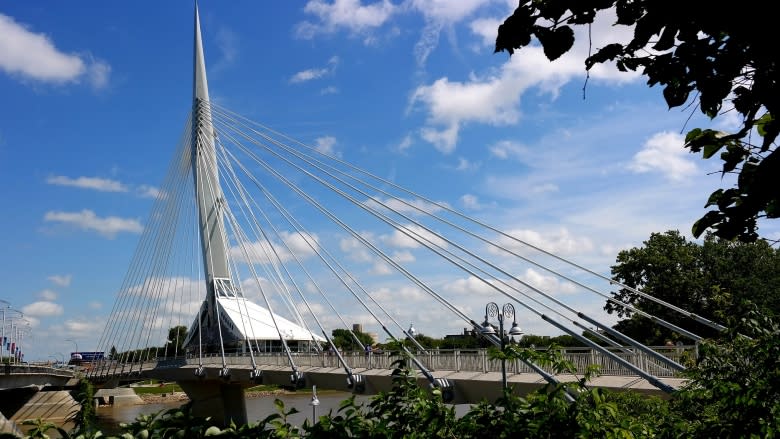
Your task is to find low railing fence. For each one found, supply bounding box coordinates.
[90,346,694,380]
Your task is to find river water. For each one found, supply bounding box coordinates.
[94,392,370,434]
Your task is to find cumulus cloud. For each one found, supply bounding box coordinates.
[22,301,64,317]
[339,234,374,263]
[0,13,110,89]
[48,274,72,287]
[296,0,396,39]
[492,228,594,257]
[412,10,637,152]
[382,224,448,249]
[628,131,697,181]
[38,289,58,301]
[396,134,413,152]
[460,194,483,209]
[314,135,338,155]
[469,17,501,47]
[44,209,143,238]
[522,268,578,295]
[231,232,319,264]
[290,56,340,83]
[442,275,498,296]
[46,175,128,192]
[136,185,160,199]
[364,196,448,216]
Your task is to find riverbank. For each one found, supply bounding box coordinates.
[136,388,293,404]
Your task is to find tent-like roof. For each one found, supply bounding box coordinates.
[217,296,325,342]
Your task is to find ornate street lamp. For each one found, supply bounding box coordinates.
[481,302,523,391]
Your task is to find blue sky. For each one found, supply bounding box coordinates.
[1,1,774,361]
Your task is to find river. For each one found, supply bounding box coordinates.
[95,391,369,434]
[95,391,473,434]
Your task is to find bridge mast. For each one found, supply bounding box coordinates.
[191,4,235,345]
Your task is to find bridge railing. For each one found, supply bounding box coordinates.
[141,345,693,379]
[2,363,76,378]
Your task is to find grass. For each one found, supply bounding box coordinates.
[133,383,182,394]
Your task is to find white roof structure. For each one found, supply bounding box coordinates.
[217,297,325,342]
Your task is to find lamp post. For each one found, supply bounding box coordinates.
[309,385,320,423]
[481,302,523,392]
[0,300,10,362]
[65,338,79,356]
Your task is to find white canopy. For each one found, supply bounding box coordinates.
[217,296,325,342]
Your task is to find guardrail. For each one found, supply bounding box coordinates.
[91,346,694,380]
[2,363,76,378]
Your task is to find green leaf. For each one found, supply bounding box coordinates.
[702,142,724,159]
[692,211,723,237]
[535,25,575,61]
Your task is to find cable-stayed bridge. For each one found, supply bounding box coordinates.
[86,5,720,425]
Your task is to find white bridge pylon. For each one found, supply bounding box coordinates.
[90,4,725,400]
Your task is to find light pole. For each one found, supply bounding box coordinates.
[65,338,79,355]
[481,302,523,392]
[309,385,320,423]
[0,300,9,362]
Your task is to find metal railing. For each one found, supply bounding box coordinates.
[96,345,695,379]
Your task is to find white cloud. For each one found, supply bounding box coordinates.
[37,289,58,301]
[469,17,501,47]
[48,274,72,287]
[522,268,577,295]
[22,301,63,317]
[136,185,160,199]
[492,228,594,257]
[628,131,697,181]
[0,13,110,88]
[382,224,448,249]
[364,196,448,216]
[46,175,128,192]
[410,0,493,24]
[396,134,413,152]
[320,85,339,95]
[442,275,497,296]
[231,232,320,264]
[296,0,396,39]
[455,157,479,171]
[489,140,527,160]
[371,261,393,275]
[44,209,143,238]
[62,318,103,335]
[461,194,482,209]
[315,135,337,155]
[391,250,415,263]
[290,56,340,84]
[88,301,102,310]
[412,10,637,152]
[339,235,374,262]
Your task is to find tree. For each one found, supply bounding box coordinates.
[606,230,780,344]
[495,1,780,242]
[331,328,374,351]
[165,325,188,357]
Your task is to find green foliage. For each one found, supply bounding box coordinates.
[330,328,374,351]
[673,303,780,438]
[68,377,96,435]
[495,0,780,242]
[164,326,188,358]
[607,230,780,344]
[14,312,780,437]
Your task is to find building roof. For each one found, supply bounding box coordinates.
[217,296,325,342]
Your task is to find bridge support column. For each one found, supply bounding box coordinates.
[178,381,247,426]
